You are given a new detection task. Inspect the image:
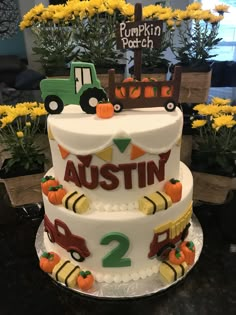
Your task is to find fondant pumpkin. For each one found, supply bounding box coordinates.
[48,185,67,205]
[169,248,185,265]
[41,176,59,196]
[129,84,141,98]
[96,102,114,119]
[161,86,173,97]
[180,241,195,265]
[164,178,182,203]
[115,86,126,99]
[142,77,158,98]
[77,270,94,291]
[122,77,141,98]
[39,251,60,273]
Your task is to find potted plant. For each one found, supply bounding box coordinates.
[0,102,49,206]
[190,97,236,204]
[69,0,133,91]
[129,3,174,80]
[170,2,229,104]
[20,3,78,76]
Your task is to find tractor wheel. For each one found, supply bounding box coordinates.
[164,99,176,112]
[113,101,123,113]
[80,87,107,114]
[44,95,64,114]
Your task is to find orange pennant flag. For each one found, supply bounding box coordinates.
[58,144,70,159]
[130,144,145,160]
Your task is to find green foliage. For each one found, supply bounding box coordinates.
[172,20,222,67]
[31,24,78,74]
[73,12,124,68]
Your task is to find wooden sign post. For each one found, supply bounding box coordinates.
[116,3,163,81]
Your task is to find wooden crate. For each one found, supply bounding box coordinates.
[0,134,52,207]
[179,70,212,104]
[192,171,236,204]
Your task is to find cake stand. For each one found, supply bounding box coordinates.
[35,213,203,299]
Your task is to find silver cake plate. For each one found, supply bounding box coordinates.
[35,213,203,299]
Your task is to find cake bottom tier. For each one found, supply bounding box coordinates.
[43,163,193,283]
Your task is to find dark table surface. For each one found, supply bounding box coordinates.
[1,192,236,315]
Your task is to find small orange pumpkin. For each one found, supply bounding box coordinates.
[115,86,126,99]
[180,241,195,265]
[164,178,182,203]
[122,77,141,98]
[48,185,67,205]
[77,270,94,291]
[41,176,59,196]
[96,102,114,119]
[169,248,185,265]
[142,77,158,98]
[161,86,173,97]
[39,251,60,273]
[129,83,141,98]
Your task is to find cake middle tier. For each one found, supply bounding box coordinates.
[47,105,183,205]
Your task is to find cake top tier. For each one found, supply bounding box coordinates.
[47,105,183,156]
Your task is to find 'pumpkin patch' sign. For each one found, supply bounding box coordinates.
[116,20,163,49]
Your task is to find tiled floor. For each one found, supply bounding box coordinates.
[1,192,236,315]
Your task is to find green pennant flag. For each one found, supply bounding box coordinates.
[113,138,131,153]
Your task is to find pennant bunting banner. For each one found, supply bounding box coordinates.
[95,146,113,162]
[113,138,131,153]
[130,144,146,160]
[58,144,70,159]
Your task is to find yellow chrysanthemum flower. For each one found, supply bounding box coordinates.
[30,107,48,119]
[0,115,16,128]
[25,122,31,127]
[209,14,224,24]
[16,131,24,138]
[192,119,207,128]
[186,2,202,11]
[212,115,236,129]
[211,97,231,106]
[214,4,230,14]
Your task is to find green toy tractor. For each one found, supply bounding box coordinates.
[40,62,107,114]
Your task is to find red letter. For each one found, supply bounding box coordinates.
[137,161,146,188]
[100,164,119,190]
[64,160,81,187]
[119,163,136,189]
[78,164,98,189]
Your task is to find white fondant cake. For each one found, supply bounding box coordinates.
[42,105,194,284]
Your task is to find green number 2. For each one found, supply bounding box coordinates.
[100,232,131,267]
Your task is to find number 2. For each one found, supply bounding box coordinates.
[100,232,131,267]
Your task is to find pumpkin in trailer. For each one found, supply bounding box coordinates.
[96,101,114,119]
[122,77,141,99]
[48,185,67,205]
[142,77,158,98]
[39,251,61,273]
[180,241,195,265]
[168,247,185,265]
[164,178,182,203]
[77,270,95,291]
[41,176,59,196]
[115,86,126,99]
[161,86,173,97]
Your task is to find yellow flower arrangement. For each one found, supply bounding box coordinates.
[191,98,236,176]
[141,3,175,71]
[171,2,228,68]
[0,102,48,176]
